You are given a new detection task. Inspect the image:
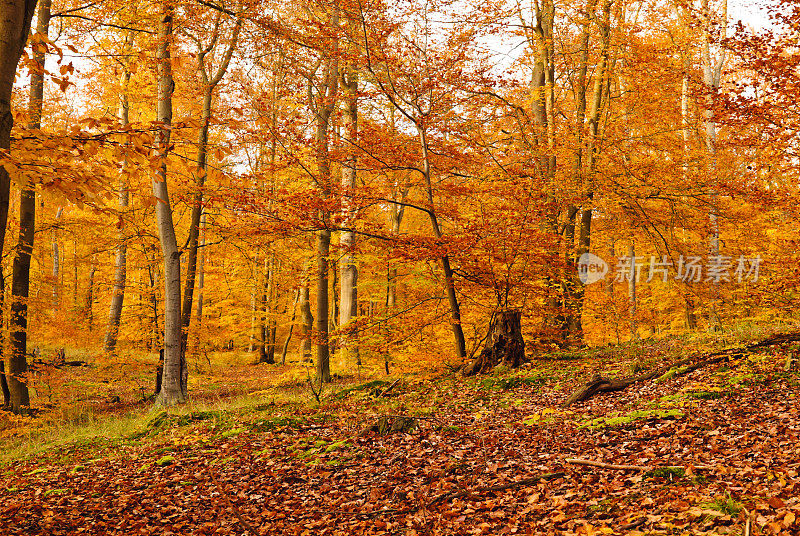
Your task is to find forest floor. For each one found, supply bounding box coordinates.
[1,327,800,535]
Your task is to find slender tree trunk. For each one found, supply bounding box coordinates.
[194,212,206,347]
[628,244,638,340]
[701,0,726,331]
[418,127,466,360]
[258,253,275,364]
[8,0,51,414]
[147,255,160,352]
[104,66,131,354]
[181,20,239,366]
[281,288,299,364]
[51,206,62,307]
[153,1,186,406]
[86,255,96,331]
[315,229,331,382]
[339,59,359,366]
[310,40,339,382]
[299,282,313,361]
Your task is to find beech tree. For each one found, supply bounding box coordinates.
[152,0,185,406]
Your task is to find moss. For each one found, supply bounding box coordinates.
[324,440,351,453]
[248,416,305,431]
[686,390,723,400]
[155,455,175,467]
[645,466,685,479]
[657,366,689,383]
[332,380,389,400]
[581,408,685,429]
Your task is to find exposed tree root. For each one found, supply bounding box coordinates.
[562,332,800,407]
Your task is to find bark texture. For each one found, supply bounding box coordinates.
[153,2,186,406]
[8,0,50,414]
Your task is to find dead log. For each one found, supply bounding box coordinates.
[462,309,525,376]
[562,331,800,407]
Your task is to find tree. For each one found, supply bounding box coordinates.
[152,0,185,406]
[7,0,50,414]
[181,11,241,364]
[0,0,38,411]
[103,32,133,355]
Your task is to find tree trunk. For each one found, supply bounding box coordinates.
[339,58,359,366]
[51,206,62,307]
[462,310,525,375]
[258,253,275,364]
[281,288,299,364]
[315,229,331,382]
[299,281,313,362]
[153,2,186,406]
[1,267,9,408]
[181,19,239,363]
[418,127,466,360]
[86,256,96,331]
[700,0,725,332]
[8,0,51,414]
[104,65,131,354]
[147,255,160,352]
[628,244,638,340]
[0,0,38,414]
[309,34,339,382]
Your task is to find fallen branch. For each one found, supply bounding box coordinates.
[566,458,646,471]
[561,331,800,407]
[379,378,402,397]
[566,458,714,472]
[208,465,261,535]
[618,516,648,530]
[426,472,565,507]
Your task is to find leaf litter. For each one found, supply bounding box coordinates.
[2,346,799,535]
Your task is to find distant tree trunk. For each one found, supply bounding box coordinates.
[152,1,186,406]
[299,282,313,362]
[51,206,62,307]
[462,310,525,375]
[248,258,259,353]
[8,0,51,414]
[258,253,275,364]
[628,244,638,340]
[86,255,96,331]
[104,63,131,355]
[340,58,359,366]
[147,255,160,352]
[281,288,299,364]
[196,214,206,312]
[700,0,725,332]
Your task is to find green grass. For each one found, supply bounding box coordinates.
[702,493,743,516]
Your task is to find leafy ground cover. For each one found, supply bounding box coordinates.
[1,333,799,535]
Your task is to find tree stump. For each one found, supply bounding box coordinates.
[462,310,526,375]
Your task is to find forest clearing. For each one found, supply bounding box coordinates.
[0,0,799,533]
